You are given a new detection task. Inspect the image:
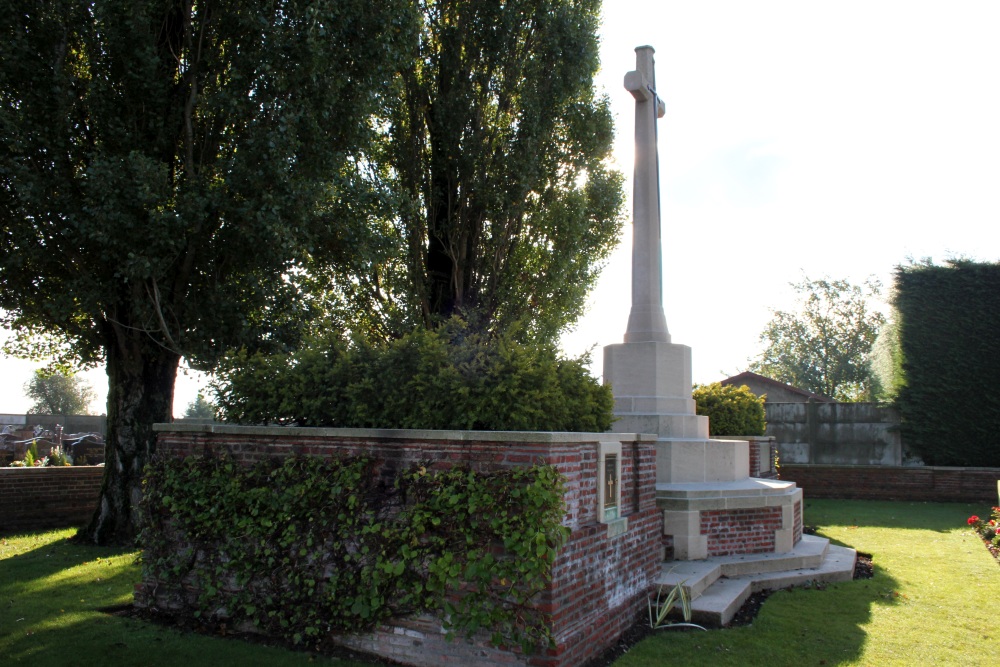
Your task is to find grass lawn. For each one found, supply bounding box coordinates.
[0,529,377,666]
[616,498,998,667]
[2,499,996,666]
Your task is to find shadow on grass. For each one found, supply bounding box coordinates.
[0,531,381,666]
[615,516,909,666]
[0,532,134,585]
[1,606,365,667]
[618,562,904,667]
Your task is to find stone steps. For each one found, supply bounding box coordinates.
[654,535,857,626]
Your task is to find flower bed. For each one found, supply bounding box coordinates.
[966,507,1000,564]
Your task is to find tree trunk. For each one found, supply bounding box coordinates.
[79,329,179,546]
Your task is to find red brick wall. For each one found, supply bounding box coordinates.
[748,437,779,479]
[0,466,103,533]
[793,500,802,543]
[141,426,661,667]
[781,464,1000,504]
[701,507,783,556]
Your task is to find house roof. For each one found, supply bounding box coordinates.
[720,371,837,403]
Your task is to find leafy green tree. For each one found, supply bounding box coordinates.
[0,0,412,543]
[183,392,215,420]
[747,277,885,402]
[320,0,625,342]
[24,369,96,415]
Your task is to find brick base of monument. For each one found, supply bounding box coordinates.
[138,425,661,667]
[658,479,804,560]
[700,506,784,556]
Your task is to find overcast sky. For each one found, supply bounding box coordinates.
[3,1,999,415]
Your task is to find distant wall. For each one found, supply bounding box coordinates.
[1,413,107,436]
[767,402,903,466]
[0,466,103,533]
[781,464,1000,504]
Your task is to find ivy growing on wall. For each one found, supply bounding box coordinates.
[893,260,1000,466]
[140,453,570,651]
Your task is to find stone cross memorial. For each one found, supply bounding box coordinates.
[604,45,807,560]
[623,46,669,344]
[604,45,707,443]
[598,46,854,627]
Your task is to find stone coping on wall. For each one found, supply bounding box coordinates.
[656,478,795,495]
[153,422,659,445]
[782,463,1000,473]
[657,478,800,513]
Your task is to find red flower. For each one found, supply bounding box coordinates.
[967,516,979,525]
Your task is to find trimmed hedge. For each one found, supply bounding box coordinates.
[692,383,766,436]
[213,319,614,432]
[894,260,1000,466]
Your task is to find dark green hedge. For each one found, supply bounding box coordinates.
[213,318,614,432]
[894,260,1000,466]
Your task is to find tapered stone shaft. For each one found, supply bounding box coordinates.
[623,45,669,344]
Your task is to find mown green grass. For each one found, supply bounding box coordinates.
[0,529,377,666]
[2,500,996,666]
[616,499,998,667]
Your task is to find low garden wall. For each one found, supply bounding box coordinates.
[781,464,1000,504]
[139,424,661,667]
[0,466,103,533]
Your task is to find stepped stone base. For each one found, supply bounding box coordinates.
[605,340,710,440]
[655,534,857,626]
[653,437,749,483]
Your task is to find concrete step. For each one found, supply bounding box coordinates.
[653,536,857,627]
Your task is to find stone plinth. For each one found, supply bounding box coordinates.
[655,438,749,484]
[604,340,708,439]
[657,478,803,560]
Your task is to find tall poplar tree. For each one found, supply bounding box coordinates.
[0,0,412,544]
[323,0,625,342]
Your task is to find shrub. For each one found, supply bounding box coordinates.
[213,318,614,432]
[692,383,766,436]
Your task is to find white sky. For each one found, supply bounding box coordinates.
[3,1,999,416]
[563,0,1000,379]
